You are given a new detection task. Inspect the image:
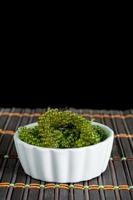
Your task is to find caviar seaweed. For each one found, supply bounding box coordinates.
[19,108,107,148]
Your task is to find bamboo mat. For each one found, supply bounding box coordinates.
[0,108,133,200]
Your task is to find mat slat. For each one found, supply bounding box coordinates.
[69,186,74,200]
[44,188,54,200]
[89,179,100,200]
[59,187,69,200]
[38,181,45,200]
[101,165,116,200]
[73,181,84,200]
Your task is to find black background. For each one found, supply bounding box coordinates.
[0,66,132,110]
[0,27,132,110]
[1,7,132,110]
[1,91,132,109]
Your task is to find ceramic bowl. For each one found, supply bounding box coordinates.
[14,122,114,183]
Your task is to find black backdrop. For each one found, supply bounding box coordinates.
[1,17,132,110]
[0,92,132,109]
[0,70,132,109]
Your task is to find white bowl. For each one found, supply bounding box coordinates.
[14,122,114,183]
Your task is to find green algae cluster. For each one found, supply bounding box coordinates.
[18,108,107,148]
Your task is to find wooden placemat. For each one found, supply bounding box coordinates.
[0,108,133,200]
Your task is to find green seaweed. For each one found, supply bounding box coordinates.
[18,108,107,148]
